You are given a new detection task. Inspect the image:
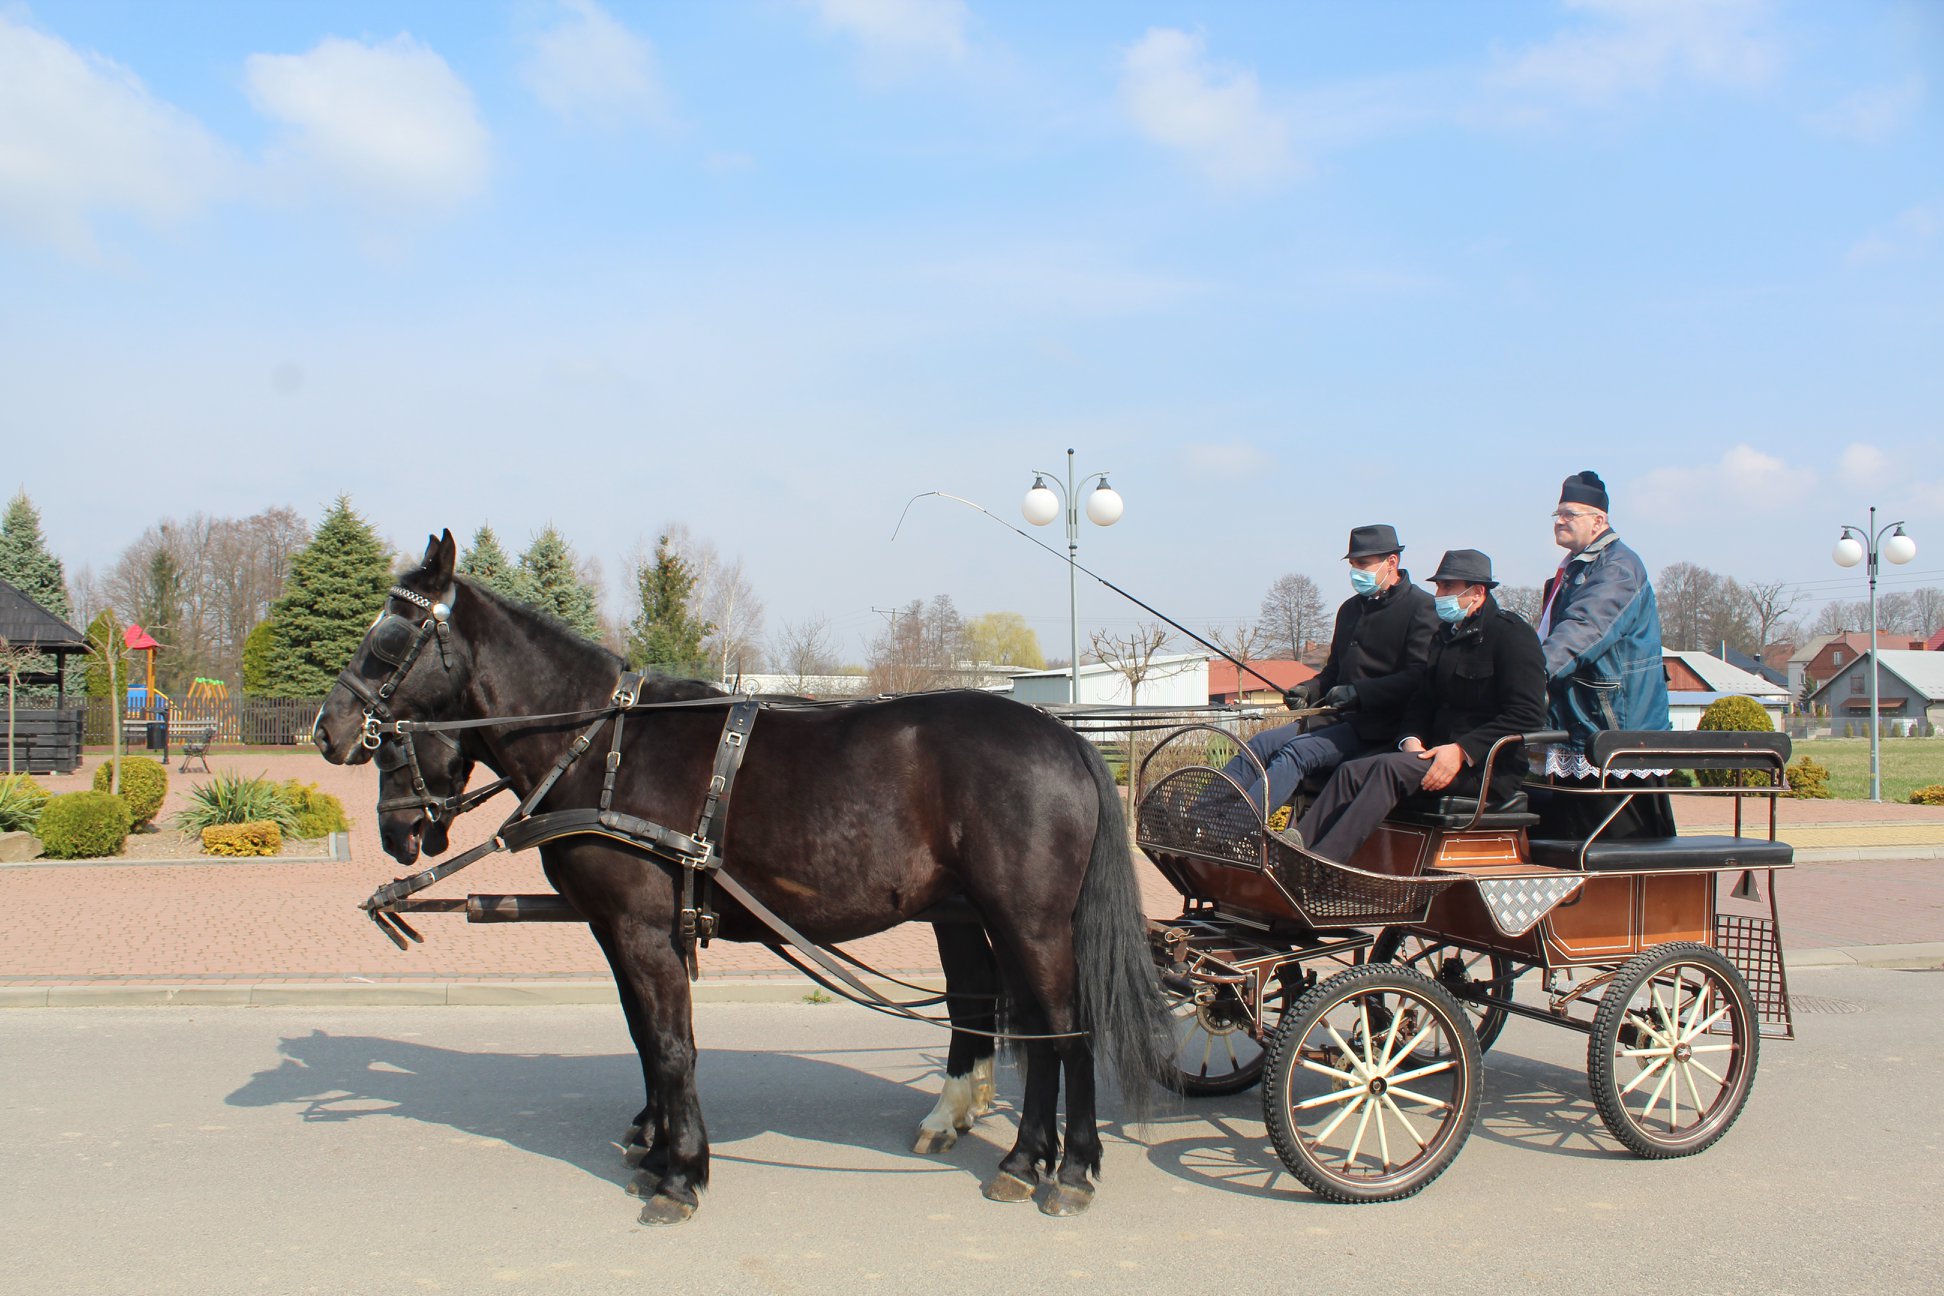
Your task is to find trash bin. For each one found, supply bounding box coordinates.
[145,720,169,759]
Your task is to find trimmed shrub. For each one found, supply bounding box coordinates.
[38,791,130,859]
[93,757,168,828]
[0,775,51,833]
[201,820,283,857]
[278,779,349,838]
[1909,785,1944,807]
[1697,695,1775,789]
[174,772,300,834]
[1784,757,1833,799]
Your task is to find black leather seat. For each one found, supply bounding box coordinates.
[1388,791,1540,830]
[1527,834,1793,872]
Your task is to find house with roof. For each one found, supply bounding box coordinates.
[1661,650,1792,731]
[1207,659,1317,706]
[1007,652,1211,707]
[0,577,90,773]
[1805,650,1944,736]
[1796,632,1924,702]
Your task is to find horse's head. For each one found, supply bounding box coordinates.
[373,722,477,865]
[313,529,467,766]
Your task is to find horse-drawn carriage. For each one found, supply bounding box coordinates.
[1133,718,1794,1202]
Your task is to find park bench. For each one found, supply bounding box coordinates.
[176,722,215,773]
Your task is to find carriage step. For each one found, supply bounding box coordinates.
[391,894,587,923]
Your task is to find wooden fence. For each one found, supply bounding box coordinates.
[72,697,328,748]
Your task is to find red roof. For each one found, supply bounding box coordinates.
[123,624,160,651]
[1927,627,1944,652]
[1208,659,1317,701]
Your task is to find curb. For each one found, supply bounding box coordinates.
[2,951,1934,1008]
[0,831,352,869]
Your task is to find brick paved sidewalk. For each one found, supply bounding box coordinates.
[2,750,1939,990]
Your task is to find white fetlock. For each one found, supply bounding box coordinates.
[970,1056,996,1115]
[913,1072,981,1153]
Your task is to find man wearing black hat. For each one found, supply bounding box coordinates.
[1211,524,1437,816]
[1292,550,1546,864]
[1534,470,1675,837]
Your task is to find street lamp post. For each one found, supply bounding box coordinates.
[1832,507,1918,802]
[1023,449,1124,704]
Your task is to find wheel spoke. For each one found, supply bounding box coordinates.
[1640,1056,1676,1128]
[1299,1056,1361,1084]
[1380,1023,1437,1074]
[1680,1059,1707,1118]
[1314,1091,1365,1143]
[1385,1057,1456,1087]
[1221,1029,1242,1072]
[1686,1043,1735,1054]
[1687,1057,1727,1086]
[1359,1001,1377,1074]
[1380,1093,1430,1150]
[1681,974,1713,1037]
[1375,998,1406,1074]
[1384,1085,1453,1112]
[1292,1084,1366,1112]
[1324,1024,1366,1077]
[1618,1055,1667,1097]
[1344,1093,1376,1169]
[1375,1088,1395,1170]
[1679,1006,1731,1045]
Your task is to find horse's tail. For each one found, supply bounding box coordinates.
[1070,732,1169,1124]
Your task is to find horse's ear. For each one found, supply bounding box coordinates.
[425,530,457,587]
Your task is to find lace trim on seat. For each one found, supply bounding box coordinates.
[1542,745,1671,781]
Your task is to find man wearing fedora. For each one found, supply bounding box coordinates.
[1292,549,1546,864]
[1211,524,1437,816]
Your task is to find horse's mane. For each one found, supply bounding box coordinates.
[636,675,728,702]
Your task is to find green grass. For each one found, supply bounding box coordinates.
[1791,738,1944,802]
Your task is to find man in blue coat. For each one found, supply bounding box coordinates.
[1534,470,1675,838]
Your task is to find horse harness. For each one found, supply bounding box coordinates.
[349,597,1082,1038]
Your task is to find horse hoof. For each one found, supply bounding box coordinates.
[637,1194,696,1226]
[913,1127,959,1155]
[624,1169,658,1198]
[1036,1182,1095,1218]
[981,1171,1039,1204]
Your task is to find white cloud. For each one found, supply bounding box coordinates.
[521,0,670,128]
[1845,205,1938,266]
[0,14,233,256]
[1838,443,1891,488]
[1637,443,1814,517]
[805,0,969,69]
[245,35,488,216]
[1493,0,1779,104]
[1119,28,1295,185]
[1810,75,1926,144]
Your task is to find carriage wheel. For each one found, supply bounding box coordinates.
[1586,943,1759,1160]
[1262,964,1481,1203]
[1370,931,1513,1054]
[1163,980,1282,1096]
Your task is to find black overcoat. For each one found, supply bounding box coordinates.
[1396,594,1548,802]
[1310,573,1439,743]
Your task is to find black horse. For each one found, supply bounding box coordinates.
[314,532,1166,1224]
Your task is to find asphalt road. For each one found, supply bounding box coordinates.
[4,965,1938,1296]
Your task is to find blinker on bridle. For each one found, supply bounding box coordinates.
[335,583,462,818]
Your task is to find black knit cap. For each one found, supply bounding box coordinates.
[1560,470,1609,512]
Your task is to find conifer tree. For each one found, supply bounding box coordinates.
[458,524,532,602]
[515,526,601,639]
[240,620,275,697]
[0,491,73,700]
[83,610,122,698]
[628,536,714,672]
[255,496,393,697]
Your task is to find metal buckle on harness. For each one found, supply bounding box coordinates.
[606,750,623,771]
[724,730,746,747]
[360,713,383,750]
[708,774,726,795]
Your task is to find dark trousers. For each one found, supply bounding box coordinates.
[1296,750,1446,864]
[1218,720,1371,814]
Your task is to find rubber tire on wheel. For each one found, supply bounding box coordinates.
[1162,981,1283,1097]
[1262,964,1482,1203]
[1370,930,1513,1054]
[1586,942,1758,1160]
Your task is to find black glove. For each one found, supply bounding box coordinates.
[1321,684,1360,711]
[1283,683,1316,709]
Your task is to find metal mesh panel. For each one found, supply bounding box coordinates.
[1136,767,1265,869]
[1715,913,1793,1040]
[1268,842,1457,926]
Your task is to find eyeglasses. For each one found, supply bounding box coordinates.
[1551,509,1596,521]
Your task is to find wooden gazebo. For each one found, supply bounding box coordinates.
[0,578,89,773]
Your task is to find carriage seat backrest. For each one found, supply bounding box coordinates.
[1587,729,1791,775]
[1386,790,1539,831]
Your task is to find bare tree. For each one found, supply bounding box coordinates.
[1907,587,1944,637]
[1742,580,1797,649]
[1208,621,1270,666]
[702,556,765,682]
[1497,584,1543,624]
[1657,563,1755,651]
[1256,573,1324,660]
[0,638,38,777]
[772,615,839,694]
[1810,599,1868,636]
[84,614,127,795]
[867,596,966,694]
[1088,622,1177,819]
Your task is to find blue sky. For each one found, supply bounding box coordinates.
[3,0,1939,659]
